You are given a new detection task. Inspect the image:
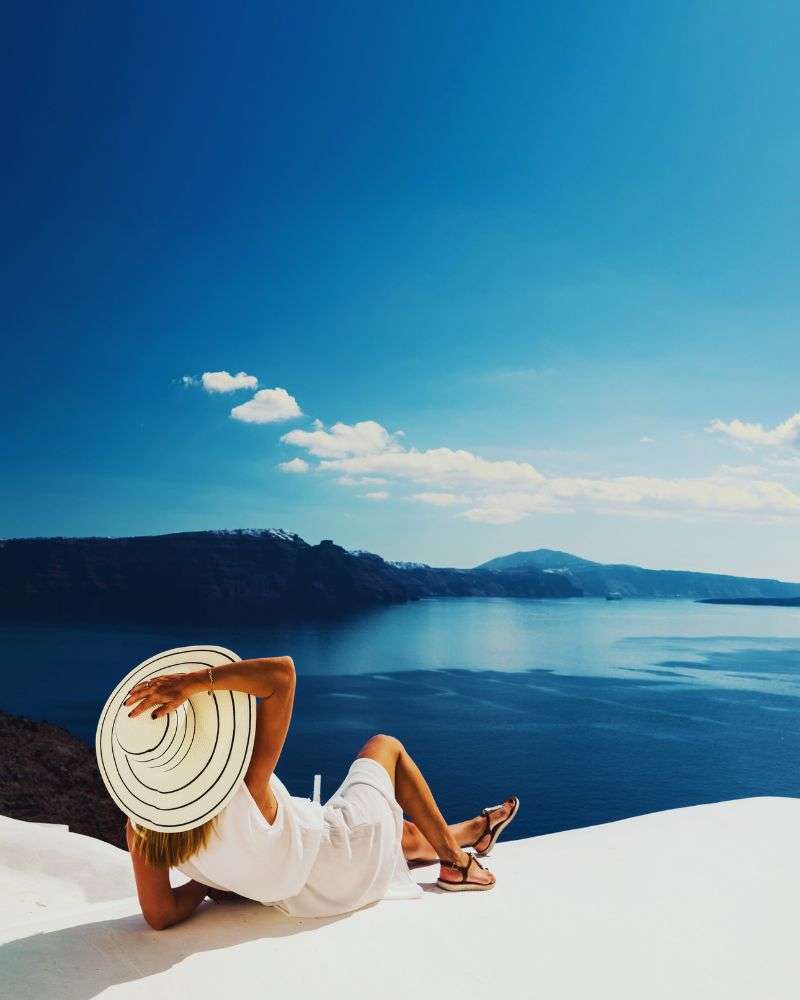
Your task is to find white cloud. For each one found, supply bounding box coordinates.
[201,371,259,393]
[278,458,310,474]
[281,420,404,458]
[706,411,800,448]
[411,492,470,507]
[319,445,546,488]
[335,475,389,486]
[457,475,800,524]
[230,387,303,424]
[277,414,800,526]
[461,492,567,524]
[716,464,766,477]
[640,435,655,444]
[180,375,198,387]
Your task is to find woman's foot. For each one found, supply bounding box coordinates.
[437,849,496,890]
[402,798,520,866]
[468,796,519,855]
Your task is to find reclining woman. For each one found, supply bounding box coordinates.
[121,655,519,930]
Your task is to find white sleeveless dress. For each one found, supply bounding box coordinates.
[176,758,423,918]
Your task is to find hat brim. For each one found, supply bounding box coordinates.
[95,645,256,833]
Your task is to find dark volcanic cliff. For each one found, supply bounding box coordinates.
[0,529,580,625]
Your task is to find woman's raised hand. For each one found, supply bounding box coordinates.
[123,671,201,720]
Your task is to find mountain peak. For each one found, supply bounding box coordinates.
[477,548,599,572]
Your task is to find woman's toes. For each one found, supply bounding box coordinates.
[474,859,495,885]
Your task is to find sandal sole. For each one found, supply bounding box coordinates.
[436,879,495,892]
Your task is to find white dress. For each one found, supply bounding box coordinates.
[175,758,423,918]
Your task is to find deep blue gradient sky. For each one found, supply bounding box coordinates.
[3,2,800,577]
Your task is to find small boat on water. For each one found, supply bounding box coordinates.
[605,592,623,601]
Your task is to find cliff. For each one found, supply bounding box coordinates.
[0,529,579,624]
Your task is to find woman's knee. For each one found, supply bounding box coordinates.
[374,733,404,754]
[359,733,404,757]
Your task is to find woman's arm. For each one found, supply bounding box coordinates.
[126,818,209,930]
[124,656,295,719]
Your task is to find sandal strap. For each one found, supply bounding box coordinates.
[472,811,492,848]
[462,853,486,883]
[477,797,517,844]
[441,852,481,881]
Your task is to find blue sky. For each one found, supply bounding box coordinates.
[3,2,800,577]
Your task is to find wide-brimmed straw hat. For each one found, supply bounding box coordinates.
[95,645,256,833]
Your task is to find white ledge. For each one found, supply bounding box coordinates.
[2,798,799,999]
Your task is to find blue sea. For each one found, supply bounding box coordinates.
[3,597,799,839]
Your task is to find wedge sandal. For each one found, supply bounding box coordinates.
[469,795,520,857]
[436,852,495,892]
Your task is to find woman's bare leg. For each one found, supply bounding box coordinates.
[401,803,515,863]
[356,733,494,885]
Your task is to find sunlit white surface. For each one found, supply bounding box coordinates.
[2,798,799,999]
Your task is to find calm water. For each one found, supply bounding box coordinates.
[3,597,799,838]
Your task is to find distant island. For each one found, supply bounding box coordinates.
[478,548,800,601]
[1,531,798,625]
[698,597,800,607]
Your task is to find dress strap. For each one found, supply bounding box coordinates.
[312,773,322,805]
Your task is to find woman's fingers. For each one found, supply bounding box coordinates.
[127,693,163,718]
[124,685,156,705]
[152,700,182,719]
[123,674,190,718]
[124,673,185,704]
[128,693,186,719]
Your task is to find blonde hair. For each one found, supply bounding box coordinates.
[129,816,219,869]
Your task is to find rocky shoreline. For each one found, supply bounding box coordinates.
[0,709,126,849]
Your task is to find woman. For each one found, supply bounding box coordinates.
[122,654,520,929]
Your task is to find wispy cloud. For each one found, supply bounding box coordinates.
[706,410,800,448]
[315,440,546,489]
[231,387,303,424]
[458,476,800,524]
[640,435,655,444]
[361,491,389,501]
[336,475,389,486]
[716,464,766,477]
[280,416,800,525]
[411,492,470,506]
[181,370,259,393]
[278,458,310,474]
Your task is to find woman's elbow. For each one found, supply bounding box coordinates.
[269,655,296,682]
[143,908,174,931]
[258,655,295,673]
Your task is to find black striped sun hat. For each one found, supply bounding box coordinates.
[95,645,256,833]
